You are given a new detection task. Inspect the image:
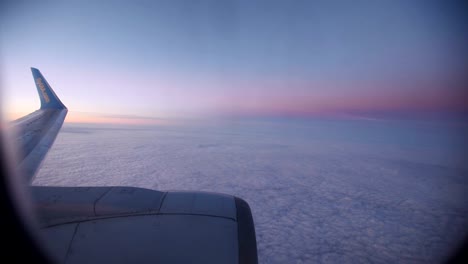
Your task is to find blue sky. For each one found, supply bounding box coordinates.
[1,0,467,123]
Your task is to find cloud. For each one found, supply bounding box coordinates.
[33,119,468,263]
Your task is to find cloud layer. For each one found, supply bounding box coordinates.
[34,118,468,263]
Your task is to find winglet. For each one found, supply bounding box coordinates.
[31,67,67,109]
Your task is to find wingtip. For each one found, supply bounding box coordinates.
[30,68,67,109]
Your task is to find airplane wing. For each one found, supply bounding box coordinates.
[12,68,68,183]
[11,68,258,264]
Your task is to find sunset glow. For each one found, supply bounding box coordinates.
[1,1,467,124]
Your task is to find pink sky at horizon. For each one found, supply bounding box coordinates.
[4,71,468,124]
[2,65,467,125]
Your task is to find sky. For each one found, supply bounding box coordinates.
[1,0,467,124]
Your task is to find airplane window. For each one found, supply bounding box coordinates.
[1,1,467,263]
